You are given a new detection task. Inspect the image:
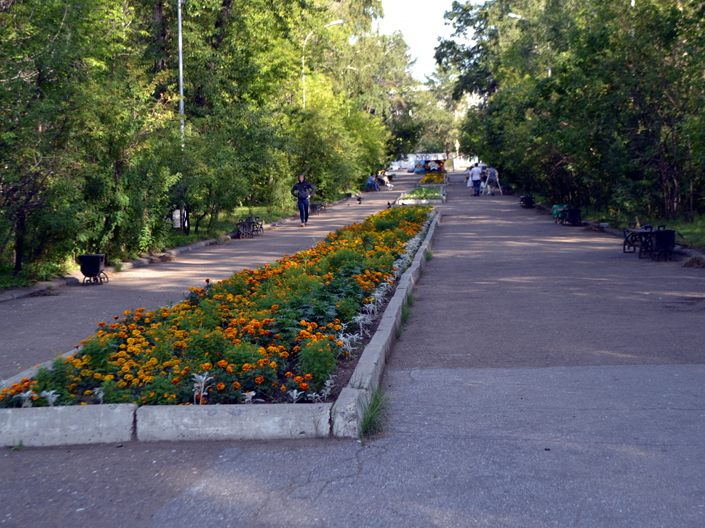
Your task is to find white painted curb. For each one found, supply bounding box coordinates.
[136,403,332,442]
[331,212,441,437]
[0,404,136,447]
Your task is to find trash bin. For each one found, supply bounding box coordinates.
[78,254,109,284]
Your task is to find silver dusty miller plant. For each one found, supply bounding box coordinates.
[192,372,214,405]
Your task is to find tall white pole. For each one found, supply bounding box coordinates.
[177,0,185,146]
[302,30,314,110]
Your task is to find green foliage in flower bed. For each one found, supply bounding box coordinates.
[402,187,443,200]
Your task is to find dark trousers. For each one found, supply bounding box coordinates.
[472,180,481,195]
[298,198,310,224]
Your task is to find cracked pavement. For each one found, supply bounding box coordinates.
[2,174,705,527]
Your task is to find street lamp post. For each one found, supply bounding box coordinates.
[302,19,343,109]
[177,0,185,146]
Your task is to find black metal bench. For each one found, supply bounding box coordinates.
[235,219,254,239]
[310,202,326,215]
[519,195,535,208]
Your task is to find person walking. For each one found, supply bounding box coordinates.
[466,163,483,196]
[484,165,500,195]
[291,173,316,227]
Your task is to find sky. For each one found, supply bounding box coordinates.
[377,0,466,81]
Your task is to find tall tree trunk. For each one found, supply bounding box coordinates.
[14,210,25,274]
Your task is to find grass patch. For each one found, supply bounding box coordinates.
[359,388,388,439]
[401,304,412,325]
[666,217,705,250]
[425,249,433,261]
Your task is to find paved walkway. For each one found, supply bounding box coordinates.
[2,174,705,527]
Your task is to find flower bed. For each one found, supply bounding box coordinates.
[402,187,443,200]
[419,173,446,185]
[398,186,446,205]
[1,206,432,408]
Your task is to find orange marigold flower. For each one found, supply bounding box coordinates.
[299,383,309,391]
[280,385,287,392]
[232,381,241,390]
[217,360,228,368]
[304,373,313,380]
[216,382,225,391]
[285,371,293,378]
[201,362,213,371]
[294,376,304,383]
[254,376,265,385]
[242,363,252,371]
[97,321,106,327]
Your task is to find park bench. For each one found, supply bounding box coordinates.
[623,224,675,260]
[310,202,326,215]
[519,195,535,208]
[553,205,582,226]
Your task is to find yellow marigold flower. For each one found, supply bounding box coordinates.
[104,375,114,381]
[124,310,131,316]
[124,374,134,381]
[269,361,277,369]
[201,362,212,371]
[94,373,103,380]
[280,385,287,392]
[242,363,252,372]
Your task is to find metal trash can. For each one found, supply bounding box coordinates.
[652,229,675,261]
[78,254,109,285]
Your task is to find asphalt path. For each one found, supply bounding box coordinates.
[2,173,704,527]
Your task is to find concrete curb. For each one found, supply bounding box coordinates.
[331,212,441,438]
[136,403,332,442]
[0,209,439,446]
[0,404,136,447]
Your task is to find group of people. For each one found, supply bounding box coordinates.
[366,171,393,192]
[465,163,500,196]
[414,160,446,173]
